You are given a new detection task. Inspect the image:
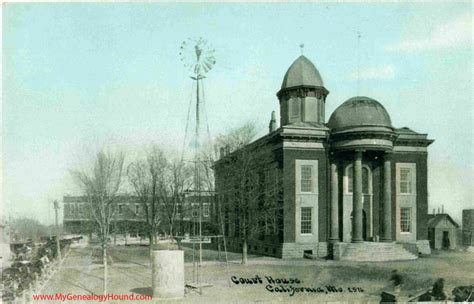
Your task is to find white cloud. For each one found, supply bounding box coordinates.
[349,64,396,81]
[385,13,472,52]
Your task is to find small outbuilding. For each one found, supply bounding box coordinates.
[427,214,460,250]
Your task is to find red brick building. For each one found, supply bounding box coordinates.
[215,55,434,260]
[63,191,215,237]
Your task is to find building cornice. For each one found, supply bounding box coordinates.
[277,85,329,99]
[330,129,397,142]
[394,138,434,147]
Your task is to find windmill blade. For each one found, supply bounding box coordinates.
[180,37,216,76]
[203,62,212,72]
[203,56,216,65]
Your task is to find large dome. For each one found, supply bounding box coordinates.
[328,96,392,131]
[281,55,324,89]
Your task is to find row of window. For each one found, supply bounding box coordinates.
[191,204,210,218]
[298,206,412,235]
[298,165,414,194]
[65,203,141,215]
[223,209,281,238]
[289,98,324,121]
[65,203,210,217]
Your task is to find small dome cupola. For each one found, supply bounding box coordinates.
[328,96,397,151]
[277,55,329,127]
[280,55,324,89]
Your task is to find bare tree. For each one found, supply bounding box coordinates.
[159,158,192,238]
[71,149,125,294]
[9,217,50,241]
[127,146,166,246]
[215,122,282,264]
[216,121,258,152]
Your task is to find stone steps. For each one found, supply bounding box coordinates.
[340,242,418,262]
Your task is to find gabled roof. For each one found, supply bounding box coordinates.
[427,214,460,228]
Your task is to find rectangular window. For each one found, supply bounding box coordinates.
[135,204,140,214]
[291,99,300,119]
[300,165,313,193]
[400,168,412,194]
[300,207,312,234]
[400,207,411,233]
[266,216,272,236]
[274,167,280,189]
[203,204,210,217]
[118,204,123,215]
[192,204,199,218]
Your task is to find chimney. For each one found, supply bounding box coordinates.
[441,205,444,214]
[219,147,225,159]
[432,208,436,215]
[269,111,277,133]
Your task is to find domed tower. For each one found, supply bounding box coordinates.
[276,55,329,126]
[327,96,396,151]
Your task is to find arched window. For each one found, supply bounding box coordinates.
[346,165,371,194]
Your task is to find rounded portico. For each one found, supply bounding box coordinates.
[327,96,398,244]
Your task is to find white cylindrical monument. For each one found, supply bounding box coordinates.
[151,250,184,299]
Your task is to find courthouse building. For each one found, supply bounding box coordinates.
[215,55,434,260]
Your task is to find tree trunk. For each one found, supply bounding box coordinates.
[242,238,248,265]
[149,225,155,247]
[103,244,108,294]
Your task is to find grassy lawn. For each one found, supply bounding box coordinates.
[107,244,255,265]
[41,245,473,303]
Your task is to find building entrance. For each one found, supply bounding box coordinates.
[442,231,450,249]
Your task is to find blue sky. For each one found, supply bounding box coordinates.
[2,3,472,224]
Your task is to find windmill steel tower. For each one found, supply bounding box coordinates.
[180,37,216,286]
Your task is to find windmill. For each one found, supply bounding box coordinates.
[180,37,216,156]
[180,37,216,292]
